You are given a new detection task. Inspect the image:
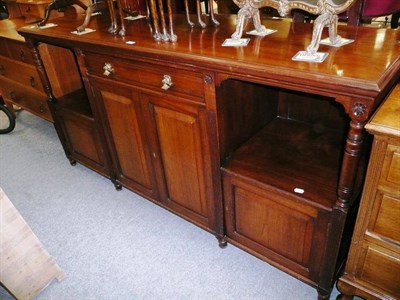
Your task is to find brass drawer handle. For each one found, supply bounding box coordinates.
[19,49,26,62]
[161,75,173,90]
[103,63,114,76]
[39,103,45,113]
[29,76,36,87]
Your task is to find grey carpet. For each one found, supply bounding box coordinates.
[0,111,341,300]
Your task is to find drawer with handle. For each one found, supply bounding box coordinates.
[0,56,44,93]
[5,39,35,65]
[83,52,206,102]
[0,77,52,121]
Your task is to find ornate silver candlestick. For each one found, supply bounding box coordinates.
[231,0,356,54]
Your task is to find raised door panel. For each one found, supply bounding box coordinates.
[154,105,207,215]
[56,109,109,176]
[143,94,215,229]
[234,187,314,265]
[92,81,155,198]
[222,172,328,280]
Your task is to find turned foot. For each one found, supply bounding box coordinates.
[114,183,122,191]
[317,290,330,300]
[216,236,227,248]
[69,158,77,166]
[336,293,353,300]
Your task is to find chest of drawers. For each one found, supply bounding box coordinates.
[0,18,86,124]
[0,19,52,121]
[337,83,400,299]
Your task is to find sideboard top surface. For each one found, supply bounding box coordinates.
[14,14,400,97]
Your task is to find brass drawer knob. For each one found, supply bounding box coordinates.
[29,76,36,87]
[161,75,173,90]
[103,63,114,76]
[19,50,26,62]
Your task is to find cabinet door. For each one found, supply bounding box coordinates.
[142,93,220,232]
[55,107,109,177]
[90,80,157,199]
[222,171,329,282]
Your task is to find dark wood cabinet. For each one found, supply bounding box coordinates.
[15,14,399,299]
[0,19,52,121]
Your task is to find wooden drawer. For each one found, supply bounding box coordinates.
[18,2,46,20]
[6,39,35,65]
[0,56,44,93]
[357,245,400,298]
[365,190,400,250]
[379,144,400,194]
[83,52,205,102]
[0,77,52,121]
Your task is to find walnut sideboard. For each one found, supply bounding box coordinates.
[14,13,400,299]
[0,18,52,121]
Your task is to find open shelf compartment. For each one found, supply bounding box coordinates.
[217,78,350,210]
[216,78,357,286]
[56,89,93,119]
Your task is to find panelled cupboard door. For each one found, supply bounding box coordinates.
[222,171,329,282]
[90,80,157,199]
[55,107,109,177]
[142,93,218,232]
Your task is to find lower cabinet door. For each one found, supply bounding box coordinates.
[90,80,157,199]
[222,170,329,282]
[142,93,220,233]
[56,107,109,177]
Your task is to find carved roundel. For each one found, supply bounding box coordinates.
[351,102,367,117]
